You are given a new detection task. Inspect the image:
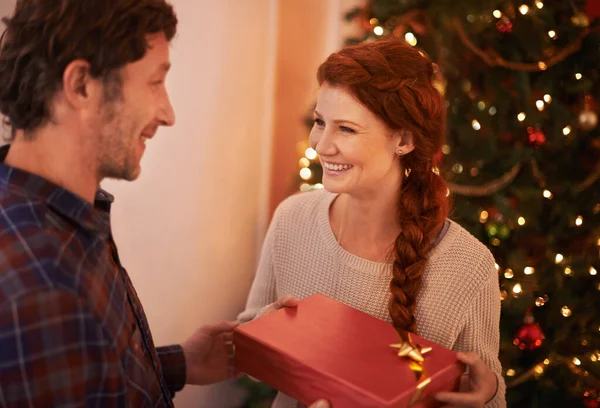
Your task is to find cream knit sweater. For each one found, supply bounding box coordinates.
[238,189,506,408]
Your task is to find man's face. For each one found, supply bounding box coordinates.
[96,32,175,181]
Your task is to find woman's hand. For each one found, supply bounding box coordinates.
[261,295,299,316]
[435,352,498,408]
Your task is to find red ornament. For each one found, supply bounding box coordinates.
[584,397,600,408]
[527,128,546,149]
[513,308,545,350]
[496,17,513,33]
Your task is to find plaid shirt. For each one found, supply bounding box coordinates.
[0,145,186,407]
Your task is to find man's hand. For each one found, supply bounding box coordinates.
[307,400,330,408]
[181,321,239,385]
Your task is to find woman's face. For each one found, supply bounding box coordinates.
[309,83,407,197]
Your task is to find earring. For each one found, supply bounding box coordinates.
[397,150,403,155]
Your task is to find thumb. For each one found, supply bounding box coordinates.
[308,400,330,408]
[457,351,487,377]
[203,320,239,336]
[273,295,299,309]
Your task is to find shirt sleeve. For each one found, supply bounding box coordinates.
[156,345,186,396]
[236,209,281,324]
[0,289,128,407]
[453,255,507,408]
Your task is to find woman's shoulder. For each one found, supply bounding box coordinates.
[429,219,497,285]
[272,188,335,224]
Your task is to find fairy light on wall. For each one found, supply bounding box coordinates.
[299,158,310,168]
[543,190,553,199]
[519,4,530,15]
[564,266,573,276]
[480,210,489,223]
[555,254,564,264]
[548,30,556,39]
[561,306,572,317]
[590,267,598,276]
[536,100,545,111]
[575,73,582,80]
[513,283,523,294]
[504,268,514,279]
[518,217,526,225]
[404,32,417,46]
[299,167,312,180]
[305,148,317,160]
[575,216,583,226]
[493,10,502,18]
[524,266,535,275]
[373,26,384,36]
[544,94,552,103]
[472,119,481,130]
[563,126,572,135]
[517,112,527,121]
[535,0,544,9]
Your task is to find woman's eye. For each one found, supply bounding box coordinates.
[314,118,325,126]
[340,126,355,133]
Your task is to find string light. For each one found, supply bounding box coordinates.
[536,100,545,111]
[517,112,526,121]
[506,369,516,376]
[561,306,572,317]
[543,189,553,199]
[518,217,526,225]
[314,183,324,189]
[299,158,310,168]
[299,168,312,180]
[493,10,502,18]
[442,145,451,154]
[500,290,508,300]
[538,62,547,70]
[544,358,550,365]
[477,101,486,110]
[575,73,582,80]
[489,106,497,116]
[563,126,572,135]
[300,183,310,192]
[519,4,530,15]
[466,14,476,23]
[305,148,317,160]
[452,163,464,174]
[524,266,535,275]
[592,354,598,362]
[534,365,544,375]
[373,26,384,36]
[535,0,544,9]
[369,18,379,26]
[548,30,556,39]
[495,263,500,271]
[590,267,597,276]
[564,266,573,276]
[472,119,481,130]
[573,358,581,366]
[513,283,523,294]
[575,215,583,226]
[544,94,552,103]
[470,167,479,176]
[491,238,501,246]
[535,297,545,306]
[404,32,417,46]
[480,210,489,223]
[555,254,564,264]
[504,269,514,279]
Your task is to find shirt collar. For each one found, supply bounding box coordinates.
[0,144,112,235]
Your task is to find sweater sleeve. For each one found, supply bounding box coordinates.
[237,209,280,324]
[453,254,507,408]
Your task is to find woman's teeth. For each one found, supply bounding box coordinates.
[324,162,353,171]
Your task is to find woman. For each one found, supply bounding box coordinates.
[238,39,505,408]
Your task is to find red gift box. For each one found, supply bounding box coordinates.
[234,293,465,408]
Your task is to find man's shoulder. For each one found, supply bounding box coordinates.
[0,191,66,306]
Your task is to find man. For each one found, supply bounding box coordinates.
[0,1,328,407]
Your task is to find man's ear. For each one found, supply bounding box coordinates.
[61,60,103,109]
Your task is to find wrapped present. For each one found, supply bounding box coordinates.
[234,293,465,407]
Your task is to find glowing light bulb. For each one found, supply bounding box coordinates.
[442,145,451,154]
[543,190,553,199]
[472,120,481,130]
[519,5,530,15]
[504,269,514,279]
[524,267,535,275]
[544,94,552,103]
[404,32,417,46]
[555,254,564,264]
[575,216,583,226]
[477,101,486,110]
[300,183,310,192]
[536,100,545,111]
[535,297,545,306]
[517,112,526,121]
[299,168,312,180]
[535,1,544,8]
[373,26,384,36]
[575,73,582,80]
[495,263,500,271]
[538,62,547,70]
[563,126,572,135]
[314,183,324,189]
[561,306,572,317]
[518,217,526,226]
[489,106,497,116]
[299,158,310,168]
[305,148,317,160]
[564,267,573,276]
[493,10,502,18]
[573,358,581,366]
[548,30,556,39]
[479,211,489,223]
[590,267,597,276]
[513,283,522,294]
[543,359,550,365]
[534,365,544,374]
[506,369,516,376]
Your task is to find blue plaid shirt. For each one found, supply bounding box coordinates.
[0,145,186,407]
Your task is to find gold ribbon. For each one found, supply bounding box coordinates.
[390,334,432,406]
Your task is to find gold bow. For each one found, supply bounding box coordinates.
[390,334,432,406]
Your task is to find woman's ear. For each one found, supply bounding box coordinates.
[394,129,415,156]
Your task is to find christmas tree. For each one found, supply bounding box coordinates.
[294,1,600,407]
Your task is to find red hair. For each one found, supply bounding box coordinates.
[317,39,450,340]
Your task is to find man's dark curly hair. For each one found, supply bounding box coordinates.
[0,0,178,140]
